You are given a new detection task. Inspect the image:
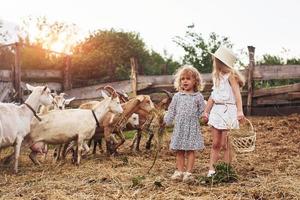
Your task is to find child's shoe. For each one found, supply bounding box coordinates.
[207,170,216,177]
[171,170,183,181]
[182,172,194,183]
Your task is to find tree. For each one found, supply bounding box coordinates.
[173,26,233,73]
[72,29,150,83]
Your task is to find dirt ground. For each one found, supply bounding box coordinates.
[0,114,299,200]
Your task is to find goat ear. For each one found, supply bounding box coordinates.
[136,95,144,102]
[52,90,58,96]
[65,97,75,105]
[26,83,35,91]
[100,90,109,98]
[43,86,48,91]
[60,93,67,97]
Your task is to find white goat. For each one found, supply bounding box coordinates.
[0,84,54,173]
[38,93,75,160]
[27,91,123,165]
[39,92,75,115]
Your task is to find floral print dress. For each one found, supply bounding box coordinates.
[164,92,205,150]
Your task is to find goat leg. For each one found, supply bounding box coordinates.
[113,131,125,154]
[29,151,41,166]
[98,138,104,153]
[135,129,143,152]
[76,140,83,166]
[92,139,98,154]
[13,137,23,173]
[53,145,62,162]
[130,133,138,151]
[145,132,154,150]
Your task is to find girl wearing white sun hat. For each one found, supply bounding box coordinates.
[202,46,245,177]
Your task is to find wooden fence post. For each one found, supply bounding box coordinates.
[246,46,255,115]
[13,42,22,103]
[63,55,72,91]
[130,57,138,97]
[162,63,168,75]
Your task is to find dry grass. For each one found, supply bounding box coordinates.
[0,114,299,200]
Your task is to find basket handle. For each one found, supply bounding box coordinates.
[242,117,254,132]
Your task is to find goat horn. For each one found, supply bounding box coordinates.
[162,89,173,98]
[116,91,128,103]
[96,86,105,91]
[104,85,116,95]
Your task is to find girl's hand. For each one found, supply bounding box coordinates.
[202,111,209,119]
[237,111,245,121]
[201,112,209,124]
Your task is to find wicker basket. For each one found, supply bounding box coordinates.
[229,118,256,153]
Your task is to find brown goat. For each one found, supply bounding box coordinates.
[130,89,173,151]
[80,94,154,155]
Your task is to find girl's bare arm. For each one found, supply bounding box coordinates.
[203,96,214,118]
[229,74,244,120]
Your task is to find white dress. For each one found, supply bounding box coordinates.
[208,73,239,130]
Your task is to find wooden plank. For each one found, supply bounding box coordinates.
[21,82,62,92]
[255,99,300,105]
[0,70,11,81]
[253,83,300,97]
[253,65,300,80]
[65,80,132,100]
[139,73,213,85]
[255,92,300,105]
[251,105,300,116]
[22,69,62,80]
[288,92,300,100]
[0,87,11,102]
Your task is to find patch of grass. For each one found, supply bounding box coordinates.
[124,130,136,139]
[198,162,238,186]
[131,175,145,188]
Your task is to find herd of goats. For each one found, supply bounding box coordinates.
[0,84,173,173]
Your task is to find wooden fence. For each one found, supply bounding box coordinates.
[0,44,299,115]
[0,42,71,102]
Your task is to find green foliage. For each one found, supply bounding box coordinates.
[143,50,165,75]
[257,54,284,65]
[18,40,64,70]
[131,175,145,188]
[124,130,136,139]
[72,29,149,83]
[72,29,179,86]
[286,58,300,65]
[198,162,238,186]
[173,26,233,73]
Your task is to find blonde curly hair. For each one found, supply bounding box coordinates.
[173,65,204,92]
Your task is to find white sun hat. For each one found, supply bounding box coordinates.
[210,46,237,69]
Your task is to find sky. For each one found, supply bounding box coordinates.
[1,0,300,63]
